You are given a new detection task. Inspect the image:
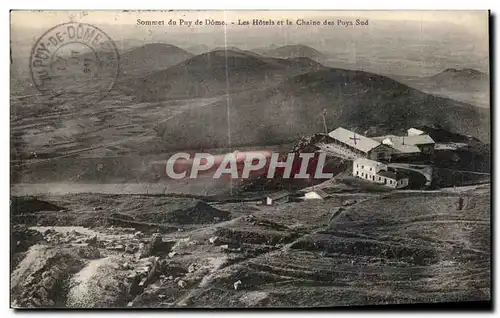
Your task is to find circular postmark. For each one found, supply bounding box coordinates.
[30,22,120,104]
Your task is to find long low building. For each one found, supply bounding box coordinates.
[327,127,393,161]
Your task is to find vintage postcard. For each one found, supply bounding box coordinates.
[10,10,491,308]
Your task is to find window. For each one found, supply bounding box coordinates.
[356,164,359,168]
[370,167,372,171]
[372,176,375,180]
[356,171,359,176]
[362,165,364,169]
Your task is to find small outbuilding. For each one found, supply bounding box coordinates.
[263,197,273,205]
[300,189,329,200]
[261,190,290,205]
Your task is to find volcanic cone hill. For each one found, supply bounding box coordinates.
[119,43,194,76]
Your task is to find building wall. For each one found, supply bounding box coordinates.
[367,145,393,161]
[380,178,408,189]
[390,152,420,161]
[324,139,394,162]
[397,178,409,188]
[378,176,408,188]
[417,144,435,155]
[384,177,409,188]
[321,140,366,159]
[353,160,387,174]
[353,167,386,185]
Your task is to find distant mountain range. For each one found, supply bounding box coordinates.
[257,44,328,61]
[185,44,211,55]
[388,68,489,108]
[119,49,325,100]
[94,44,488,150]
[401,68,489,91]
[430,68,488,82]
[147,63,489,149]
[78,43,327,79]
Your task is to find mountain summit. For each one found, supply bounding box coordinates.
[260,44,327,60]
[430,68,488,82]
[120,43,194,76]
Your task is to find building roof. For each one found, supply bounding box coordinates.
[408,128,424,135]
[354,158,387,168]
[372,134,435,152]
[390,143,421,153]
[404,134,435,145]
[371,135,396,142]
[380,137,421,153]
[378,170,408,180]
[328,127,381,153]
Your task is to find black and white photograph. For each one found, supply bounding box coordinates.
[9,10,491,309]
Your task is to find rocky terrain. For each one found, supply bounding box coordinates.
[10,183,491,308]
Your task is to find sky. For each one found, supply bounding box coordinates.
[10,10,490,77]
[11,10,488,33]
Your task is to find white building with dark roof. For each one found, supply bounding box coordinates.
[353,158,409,189]
[326,127,393,161]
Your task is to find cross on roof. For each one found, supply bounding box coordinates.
[349,134,360,145]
